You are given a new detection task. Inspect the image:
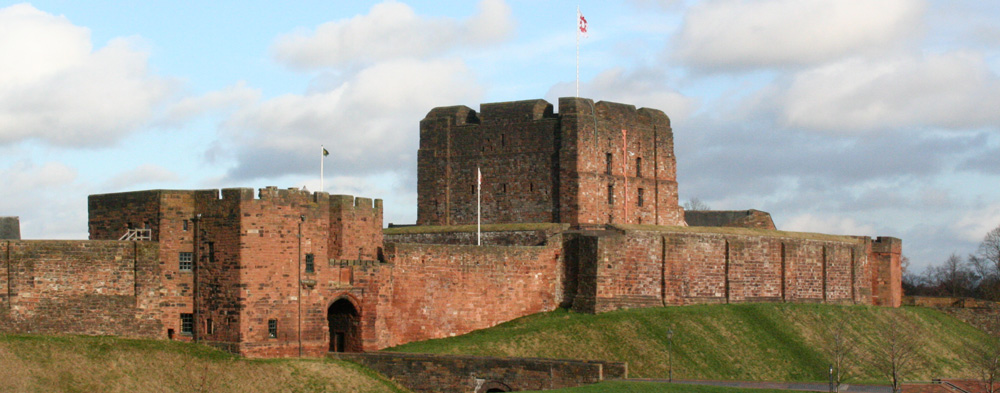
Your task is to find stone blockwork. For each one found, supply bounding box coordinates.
[564,225,895,313]
[330,352,626,393]
[0,240,162,336]
[0,217,19,240]
[418,97,686,228]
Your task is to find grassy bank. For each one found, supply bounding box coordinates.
[0,334,407,393]
[386,303,989,382]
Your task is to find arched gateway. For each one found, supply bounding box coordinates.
[327,298,361,352]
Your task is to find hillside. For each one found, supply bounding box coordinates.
[0,334,407,393]
[386,303,990,382]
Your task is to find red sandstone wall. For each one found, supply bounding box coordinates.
[871,237,902,307]
[372,240,564,349]
[417,98,686,227]
[0,240,161,336]
[556,98,685,227]
[570,227,876,313]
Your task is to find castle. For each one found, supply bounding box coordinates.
[0,97,901,358]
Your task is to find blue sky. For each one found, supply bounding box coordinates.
[2,0,999,273]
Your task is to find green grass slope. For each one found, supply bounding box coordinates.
[386,303,989,382]
[0,334,408,393]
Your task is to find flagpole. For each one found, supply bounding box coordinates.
[477,167,482,246]
[576,6,580,98]
[320,145,325,192]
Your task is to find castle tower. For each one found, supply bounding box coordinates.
[417,97,686,227]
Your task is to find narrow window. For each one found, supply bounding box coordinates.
[207,242,216,263]
[501,183,507,193]
[305,253,315,273]
[268,319,278,338]
[206,318,214,335]
[636,157,642,177]
[501,133,505,147]
[605,153,613,175]
[638,188,645,207]
[607,184,614,205]
[180,313,194,335]
[183,220,189,231]
[529,183,534,192]
[179,252,193,272]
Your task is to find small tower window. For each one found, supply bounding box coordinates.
[638,188,645,207]
[183,220,189,231]
[179,252,193,272]
[636,157,642,177]
[305,253,315,273]
[268,319,278,338]
[180,313,193,336]
[606,153,613,175]
[608,184,614,205]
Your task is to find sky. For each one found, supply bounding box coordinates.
[1,0,999,273]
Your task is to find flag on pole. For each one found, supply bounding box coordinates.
[477,167,482,246]
[578,10,588,38]
[323,148,329,156]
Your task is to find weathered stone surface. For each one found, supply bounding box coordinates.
[0,217,19,240]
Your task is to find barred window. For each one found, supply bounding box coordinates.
[180,313,193,335]
[605,153,613,175]
[268,319,278,338]
[179,252,193,272]
[638,188,645,207]
[305,253,315,273]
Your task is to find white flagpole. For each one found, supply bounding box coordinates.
[477,167,482,246]
[320,145,325,192]
[576,6,580,98]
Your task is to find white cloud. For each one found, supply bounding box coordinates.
[103,164,180,191]
[220,58,481,180]
[0,160,86,239]
[158,81,260,127]
[271,0,513,70]
[547,68,697,123]
[0,4,174,147]
[782,213,876,236]
[954,203,1000,243]
[674,0,924,69]
[778,52,1000,132]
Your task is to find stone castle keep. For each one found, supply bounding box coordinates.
[0,97,902,358]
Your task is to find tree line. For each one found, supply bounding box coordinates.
[904,224,1000,300]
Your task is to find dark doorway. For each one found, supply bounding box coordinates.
[328,298,360,352]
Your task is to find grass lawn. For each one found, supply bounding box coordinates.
[387,303,990,382]
[0,334,408,393]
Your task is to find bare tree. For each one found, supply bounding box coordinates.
[931,252,974,297]
[969,337,1000,393]
[824,316,856,392]
[682,198,710,211]
[869,315,919,393]
[971,225,1000,300]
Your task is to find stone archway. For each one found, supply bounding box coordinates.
[327,297,361,352]
[478,381,512,392]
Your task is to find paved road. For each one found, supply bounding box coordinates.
[622,378,895,393]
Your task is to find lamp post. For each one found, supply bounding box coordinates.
[667,327,674,383]
[828,364,834,393]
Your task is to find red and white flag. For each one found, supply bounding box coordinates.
[578,10,588,38]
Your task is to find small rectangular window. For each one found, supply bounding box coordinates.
[636,157,642,177]
[207,242,216,262]
[183,220,189,231]
[206,318,214,335]
[606,153,613,175]
[638,188,645,207]
[608,184,614,205]
[268,319,277,338]
[179,252,193,271]
[180,313,193,335]
[305,253,315,273]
